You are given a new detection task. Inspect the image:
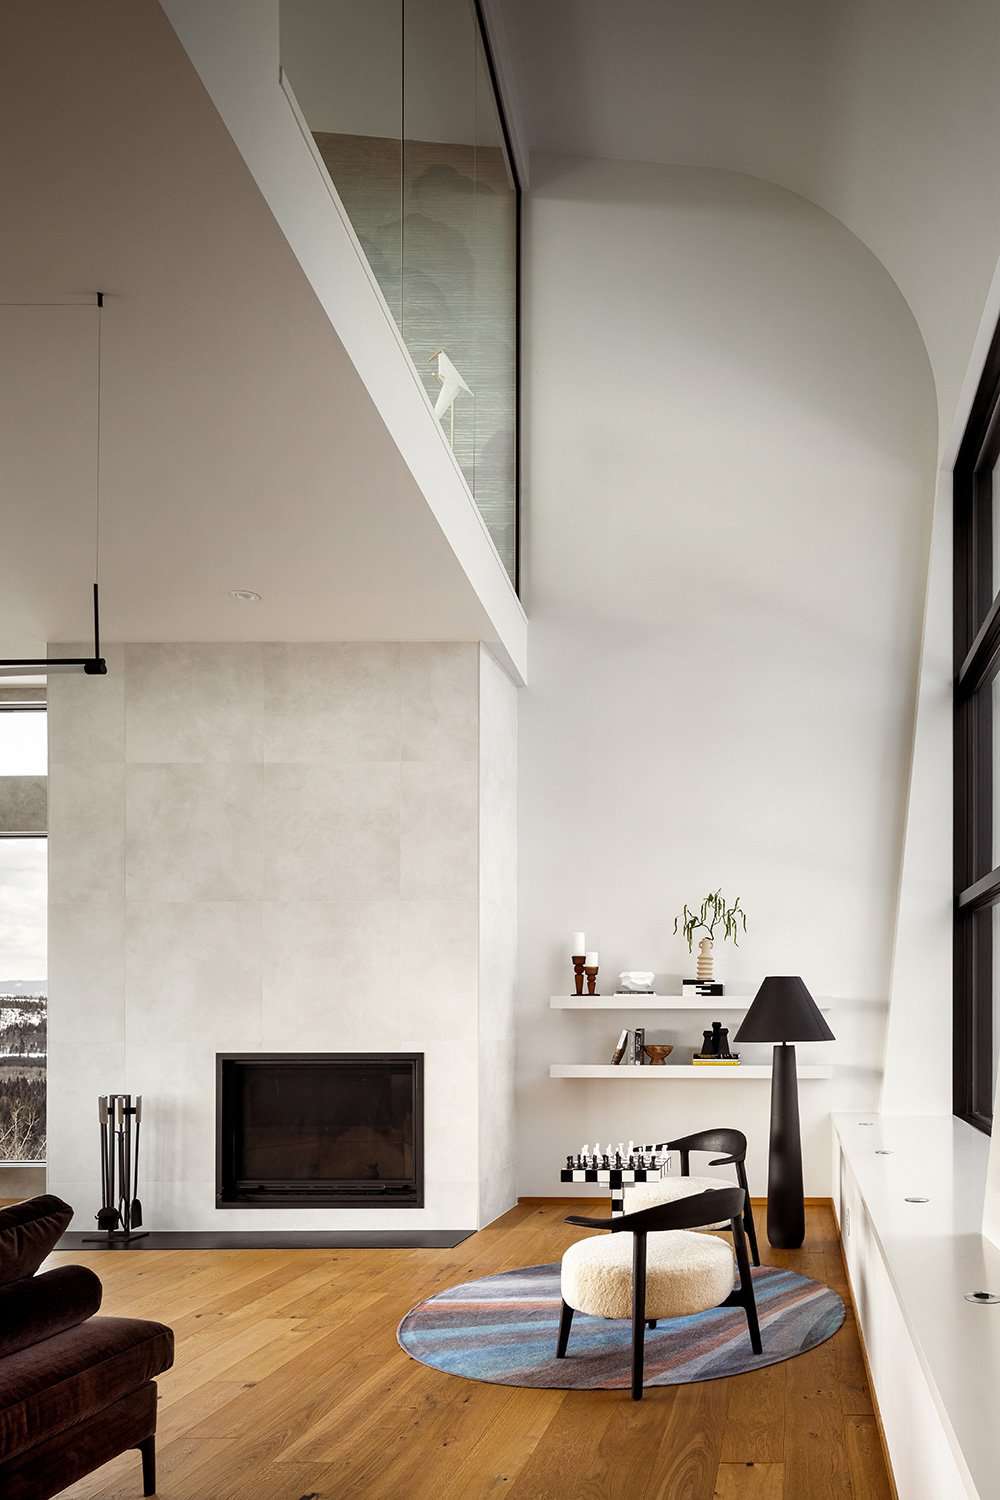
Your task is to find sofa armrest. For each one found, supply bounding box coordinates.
[0,1267,102,1359]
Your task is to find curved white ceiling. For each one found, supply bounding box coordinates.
[500,0,1000,443]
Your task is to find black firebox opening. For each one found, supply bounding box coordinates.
[216,1053,424,1208]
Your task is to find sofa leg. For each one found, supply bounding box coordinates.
[139,1435,156,1496]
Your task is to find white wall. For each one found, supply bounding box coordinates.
[47,642,517,1232]
[517,157,937,1196]
[881,474,953,1115]
[501,0,1000,444]
[478,648,518,1223]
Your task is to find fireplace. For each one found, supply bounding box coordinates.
[216,1053,423,1208]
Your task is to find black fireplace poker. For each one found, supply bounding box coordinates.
[83,1094,149,1246]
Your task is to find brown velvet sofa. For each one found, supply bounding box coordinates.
[0,1195,174,1499]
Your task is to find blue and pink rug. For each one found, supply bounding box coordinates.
[398,1262,844,1388]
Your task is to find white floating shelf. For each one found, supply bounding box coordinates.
[549,994,832,1012]
[549,1063,833,1080]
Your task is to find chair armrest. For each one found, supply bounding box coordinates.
[709,1154,741,1167]
[608,1185,745,1233]
[564,1214,612,1230]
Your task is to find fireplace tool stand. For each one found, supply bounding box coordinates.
[83,1094,148,1245]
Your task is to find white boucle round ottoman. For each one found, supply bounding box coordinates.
[623,1176,731,1230]
[561,1230,735,1321]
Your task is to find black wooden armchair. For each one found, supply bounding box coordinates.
[631,1127,760,1267]
[558,1186,762,1400]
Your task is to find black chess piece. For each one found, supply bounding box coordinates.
[614,1151,622,1167]
[566,1154,574,1169]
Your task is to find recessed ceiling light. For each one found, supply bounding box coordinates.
[964,1291,1000,1304]
[904,1196,929,1204]
[875,1149,893,1155]
[229,589,261,602]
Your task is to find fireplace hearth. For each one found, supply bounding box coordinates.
[216,1053,423,1209]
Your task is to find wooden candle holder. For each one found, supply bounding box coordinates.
[572,955,586,995]
[584,964,599,996]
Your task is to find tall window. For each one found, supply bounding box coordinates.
[0,693,46,1162]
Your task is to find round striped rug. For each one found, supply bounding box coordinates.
[398,1261,844,1388]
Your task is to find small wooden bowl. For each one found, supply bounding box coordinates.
[643,1044,673,1066]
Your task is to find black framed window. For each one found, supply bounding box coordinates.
[954,319,1000,1132]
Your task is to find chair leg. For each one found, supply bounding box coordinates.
[631,1232,648,1400]
[139,1435,156,1497]
[744,1283,763,1355]
[556,1299,574,1358]
[646,1319,657,1329]
[732,1215,762,1355]
[744,1201,761,1268]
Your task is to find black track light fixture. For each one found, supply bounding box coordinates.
[0,292,108,678]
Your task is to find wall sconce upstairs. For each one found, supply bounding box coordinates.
[0,292,108,679]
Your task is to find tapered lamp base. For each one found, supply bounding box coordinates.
[766,1043,805,1249]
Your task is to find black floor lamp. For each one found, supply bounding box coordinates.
[733,977,834,1250]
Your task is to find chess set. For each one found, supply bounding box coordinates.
[564,1142,666,1174]
[561,1141,671,1214]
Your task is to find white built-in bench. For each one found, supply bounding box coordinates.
[833,1112,1000,1500]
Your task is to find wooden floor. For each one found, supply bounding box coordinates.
[47,1200,892,1500]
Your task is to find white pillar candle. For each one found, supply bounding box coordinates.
[585,950,599,966]
[572,932,586,953]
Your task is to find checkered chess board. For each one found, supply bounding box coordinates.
[559,1166,665,1186]
[561,1150,671,1214]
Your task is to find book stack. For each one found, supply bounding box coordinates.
[691,1054,741,1066]
[610,1026,647,1064]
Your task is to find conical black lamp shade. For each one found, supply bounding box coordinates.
[733,976,834,1044]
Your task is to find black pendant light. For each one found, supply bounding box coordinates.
[0,292,108,678]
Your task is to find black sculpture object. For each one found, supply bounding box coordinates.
[733,977,834,1249]
[696,1021,735,1059]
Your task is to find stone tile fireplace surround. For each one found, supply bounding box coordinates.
[46,643,516,1234]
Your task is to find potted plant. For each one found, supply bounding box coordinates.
[674,889,747,986]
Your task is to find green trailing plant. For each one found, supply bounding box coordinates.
[674,889,748,952]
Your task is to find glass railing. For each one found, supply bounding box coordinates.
[281,0,519,587]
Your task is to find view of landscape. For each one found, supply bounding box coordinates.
[0,982,46,1161]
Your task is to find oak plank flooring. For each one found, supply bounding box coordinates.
[844,1414,895,1500]
[713,1462,784,1499]
[720,1360,786,1464]
[48,1201,891,1499]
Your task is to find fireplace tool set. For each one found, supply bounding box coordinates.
[85,1095,148,1245]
